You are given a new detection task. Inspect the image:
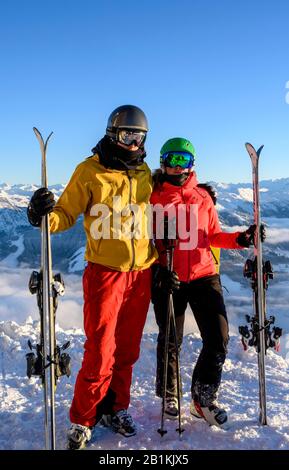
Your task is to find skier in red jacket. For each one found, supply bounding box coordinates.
[151,137,264,429]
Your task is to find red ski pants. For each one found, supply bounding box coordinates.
[70,262,151,427]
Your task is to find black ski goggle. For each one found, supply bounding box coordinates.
[117,129,146,147]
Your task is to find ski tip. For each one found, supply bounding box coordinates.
[245,142,264,160]
[33,126,40,135]
[257,144,264,156]
[245,142,254,150]
[33,127,53,137]
[33,127,53,149]
[245,142,264,153]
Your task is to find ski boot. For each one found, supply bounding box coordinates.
[101,409,137,437]
[192,400,229,429]
[164,396,179,420]
[189,400,202,419]
[67,424,92,450]
[192,382,229,430]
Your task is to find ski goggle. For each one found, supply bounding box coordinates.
[161,151,195,169]
[117,129,146,146]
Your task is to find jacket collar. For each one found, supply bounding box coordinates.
[162,171,199,190]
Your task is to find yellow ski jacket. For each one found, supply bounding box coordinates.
[49,154,158,272]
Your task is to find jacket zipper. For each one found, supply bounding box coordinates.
[127,173,136,271]
[181,187,191,282]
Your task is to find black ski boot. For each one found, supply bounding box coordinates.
[67,424,92,450]
[164,396,179,420]
[101,409,137,437]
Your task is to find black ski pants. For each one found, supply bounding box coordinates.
[153,274,229,399]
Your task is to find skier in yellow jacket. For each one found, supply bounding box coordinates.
[27,105,158,450]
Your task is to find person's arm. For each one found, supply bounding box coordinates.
[49,163,91,233]
[207,200,242,249]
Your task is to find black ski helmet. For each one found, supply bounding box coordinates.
[106,105,148,138]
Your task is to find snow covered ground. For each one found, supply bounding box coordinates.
[1,265,289,450]
[1,318,289,451]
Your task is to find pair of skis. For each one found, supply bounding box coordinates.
[239,143,282,425]
[26,128,70,450]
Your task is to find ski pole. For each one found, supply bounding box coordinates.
[166,246,184,436]
[157,267,172,437]
[158,216,184,436]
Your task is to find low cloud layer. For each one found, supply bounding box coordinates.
[0,266,83,330]
[0,265,288,358]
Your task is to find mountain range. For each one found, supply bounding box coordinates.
[0,179,289,281]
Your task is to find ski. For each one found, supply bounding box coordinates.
[239,143,282,425]
[248,142,267,425]
[26,128,71,450]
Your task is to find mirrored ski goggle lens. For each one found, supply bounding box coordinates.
[117,130,146,146]
[161,152,194,169]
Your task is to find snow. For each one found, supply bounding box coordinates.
[1,267,289,447]
[237,188,253,202]
[68,247,86,273]
[0,183,63,210]
[2,236,25,268]
[1,320,289,450]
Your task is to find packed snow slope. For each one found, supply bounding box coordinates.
[1,319,289,450]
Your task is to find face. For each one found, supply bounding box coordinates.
[117,141,139,151]
[165,166,191,175]
[115,129,146,151]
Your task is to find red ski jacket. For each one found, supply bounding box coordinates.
[150,172,243,282]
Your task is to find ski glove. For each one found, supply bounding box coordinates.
[152,265,180,294]
[236,224,266,248]
[27,187,55,227]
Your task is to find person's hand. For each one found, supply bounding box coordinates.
[27,188,55,227]
[236,224,266,247]
[153,265,180,293]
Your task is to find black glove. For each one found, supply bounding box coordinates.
[236,224,266,247]
[27,187,55,227]
[152,265,180,294]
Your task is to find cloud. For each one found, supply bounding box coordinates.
[0,266,83,330]
[265,228,289,244]
[0,266,200,335]
[1,266,288,352]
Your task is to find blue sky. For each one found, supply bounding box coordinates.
[1,0,289,184]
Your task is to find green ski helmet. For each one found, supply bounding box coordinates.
[160,137,196,167]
